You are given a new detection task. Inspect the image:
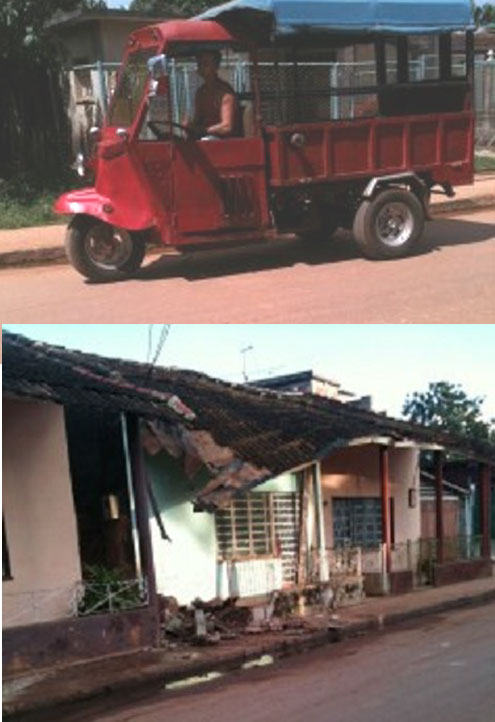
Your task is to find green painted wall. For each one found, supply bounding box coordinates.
[145,451,298,604]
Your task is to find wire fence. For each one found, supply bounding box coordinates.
[68,57,495,150]
[3,577,148,628]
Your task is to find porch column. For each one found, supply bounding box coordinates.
[379,445,391,574]
[127,415,159,642]
[434,450,444,564]
[312,462,329,582]
[480,463,492,559]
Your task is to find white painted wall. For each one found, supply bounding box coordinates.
[146,451,299,605]
[2,399,82,628]
[321,444,420,545]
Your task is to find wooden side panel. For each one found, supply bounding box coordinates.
[410,121,439,166]
[267,111,474,188]
[330,124,372,176]
[375,123,405,171]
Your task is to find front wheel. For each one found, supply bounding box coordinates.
[65,215,146,282]
[353,189,425,260]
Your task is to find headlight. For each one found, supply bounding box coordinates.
[73,152,85,178]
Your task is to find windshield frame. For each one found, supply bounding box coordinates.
[106,44,160,130]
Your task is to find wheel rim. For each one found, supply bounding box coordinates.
[83,225,133,270]
[375,202,414,247]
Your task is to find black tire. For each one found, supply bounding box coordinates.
[65,215,146,282]
[353,189,425,260]
[297,218,340,244]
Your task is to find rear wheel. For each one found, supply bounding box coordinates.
[65,215,146,282]
[353,189,424,259]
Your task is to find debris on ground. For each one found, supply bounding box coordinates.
[159,585,350,649]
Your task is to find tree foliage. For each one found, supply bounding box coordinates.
[129,0,221,17]
[0,1,106,182]
[403,381,495,444]
[473,3,495,25]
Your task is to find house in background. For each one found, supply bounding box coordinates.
[46,8,177,153]
[2,332,198,676]
[251,370,373,410]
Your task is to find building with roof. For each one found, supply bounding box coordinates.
[250,370,372,409]
[3,331,493,676]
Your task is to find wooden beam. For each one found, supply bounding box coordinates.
[379,445,391,574]
[128,415,160,645]
[434,450,444,564]
[480,463,492,559]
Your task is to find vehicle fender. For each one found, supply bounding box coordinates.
[53,187,155,230]
[361,172,431,218]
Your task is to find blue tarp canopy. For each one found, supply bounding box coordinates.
[197,0,474,35]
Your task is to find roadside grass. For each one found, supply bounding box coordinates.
[0,191,63,229]
[0,171,78,230]
[475,153,495,172]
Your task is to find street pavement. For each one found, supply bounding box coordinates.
[0,208,494,323]
[11,603,495,722]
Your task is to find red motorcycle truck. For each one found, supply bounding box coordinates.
[55,0,475,281]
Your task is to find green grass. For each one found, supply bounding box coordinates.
[0,192,64,229]
[0,170,79,230]
[475,154,495,173]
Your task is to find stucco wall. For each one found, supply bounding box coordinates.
[321,444,420,545]
[146,449,298,604]
[2,399,82,628]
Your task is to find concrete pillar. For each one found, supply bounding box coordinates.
[379,446,391,574]
[434,450,444,564]
[313,462,329,582]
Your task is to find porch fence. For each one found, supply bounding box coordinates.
[308,534,487,593]
[67,57,495,151]
[360,534,486,587]
[3,577,148,628]
[308,545,365,606]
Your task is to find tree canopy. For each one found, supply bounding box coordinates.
[128,0,221,17]
[403,381,495,445]
[473,3,495,25]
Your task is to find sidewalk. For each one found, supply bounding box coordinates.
[4,576,494,717]
[1,174,494,270]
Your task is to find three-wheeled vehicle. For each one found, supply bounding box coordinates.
[55,0,475,281]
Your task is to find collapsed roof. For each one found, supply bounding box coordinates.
[3,331,494,509]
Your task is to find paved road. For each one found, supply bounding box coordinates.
[12,603,495,722]
[0,209,494,323]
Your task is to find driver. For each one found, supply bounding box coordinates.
[187,50,242,139]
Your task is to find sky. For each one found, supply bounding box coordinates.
[4,324,495,422]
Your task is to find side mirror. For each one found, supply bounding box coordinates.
[148,54,168,80]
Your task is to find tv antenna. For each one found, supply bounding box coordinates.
[241,345,253,382]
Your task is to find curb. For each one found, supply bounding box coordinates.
[1,196,494,271]
[4,587,495,718]
[429,194,495,216]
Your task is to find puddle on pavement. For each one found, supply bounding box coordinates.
[242,655,274,670]
[165,671,224,690]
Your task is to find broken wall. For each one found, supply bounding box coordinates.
[145,448,298,605]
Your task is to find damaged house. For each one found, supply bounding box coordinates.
[3,331,494,675]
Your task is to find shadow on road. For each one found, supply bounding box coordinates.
[115,215,494,285]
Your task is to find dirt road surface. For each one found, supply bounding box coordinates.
[10,603,495,722]
[0,209,494,323]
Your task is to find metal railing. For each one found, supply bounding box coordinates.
[3,577,148,627]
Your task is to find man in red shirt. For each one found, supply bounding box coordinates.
[187,50,242,138]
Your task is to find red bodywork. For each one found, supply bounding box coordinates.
[55,19,474,247]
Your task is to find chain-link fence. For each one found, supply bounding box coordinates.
[67,57,495,151]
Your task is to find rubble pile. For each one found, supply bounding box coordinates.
[160,596,252,646]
